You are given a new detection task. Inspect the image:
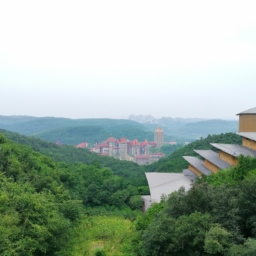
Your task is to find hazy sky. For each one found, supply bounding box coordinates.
[1,0,256,120]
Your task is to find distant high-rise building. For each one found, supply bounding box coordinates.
[154,127,164,148]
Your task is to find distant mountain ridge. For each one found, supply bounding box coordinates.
[0,115,143,135]
[130,115,238,141]
[0,114,238,146]
[129,114,208,125]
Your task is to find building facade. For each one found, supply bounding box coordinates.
[154,127,164,148]
[91,136,165,165]
[183,107,256,177]
[143,107,256,211]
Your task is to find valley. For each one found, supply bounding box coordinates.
[0,112,254,256]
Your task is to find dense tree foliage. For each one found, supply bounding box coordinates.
[0,129,148,187]
[1,129,241,179]
[0,137,77,255]
[0,134,144,255]
[1,127,255,256]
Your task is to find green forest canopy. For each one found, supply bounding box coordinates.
[0,128,255,255]
[0,133,145,255]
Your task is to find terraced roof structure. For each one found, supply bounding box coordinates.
[237,132,256,141]
[210,143,256,157]
[194,149,231,169]
[183,156,212,176]
[143,107,256,211]
[237,107,256,115]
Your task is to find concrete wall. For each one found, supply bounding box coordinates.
[141,195,152,212]
[219,151,238,166]
[239,115,256,132]
[204,160,219,173]
[242,138,256,151]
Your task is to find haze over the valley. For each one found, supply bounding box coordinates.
[1,0,256,119]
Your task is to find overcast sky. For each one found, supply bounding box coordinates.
[0,0,256,120]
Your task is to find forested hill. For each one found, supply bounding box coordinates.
[0,115,238,146]
[0,129,242,178]
[178,119,238,139]
[0,115,143,135]
[0,133,149,255]
[145,133,242,173]
[32,125,155,145]
[2,129,256,255]
[0,116,177,145]
[142,119,238,141]
[0,129,147,185]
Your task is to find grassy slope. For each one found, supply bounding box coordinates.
[62,216,135,256]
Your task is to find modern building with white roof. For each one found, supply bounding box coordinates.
[143,107,256,211]
[182,107,256,177]
[142,172,193,211]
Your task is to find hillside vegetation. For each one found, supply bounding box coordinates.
[0,116,178,145]
[0,133,147,255]
[0,116,143,135]
[0,128,242,178]
[0,129,148,187]
[1,127,256,255]
[33,125,155,145]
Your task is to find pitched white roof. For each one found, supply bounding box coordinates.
[145,173,193,203]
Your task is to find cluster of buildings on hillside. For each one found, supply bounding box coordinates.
[143,107,256,210]
[90,127,165,165]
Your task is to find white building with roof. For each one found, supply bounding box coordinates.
[142,172,195,211]
[143,107,256,211]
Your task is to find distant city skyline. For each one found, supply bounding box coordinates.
[1,1,256,120]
